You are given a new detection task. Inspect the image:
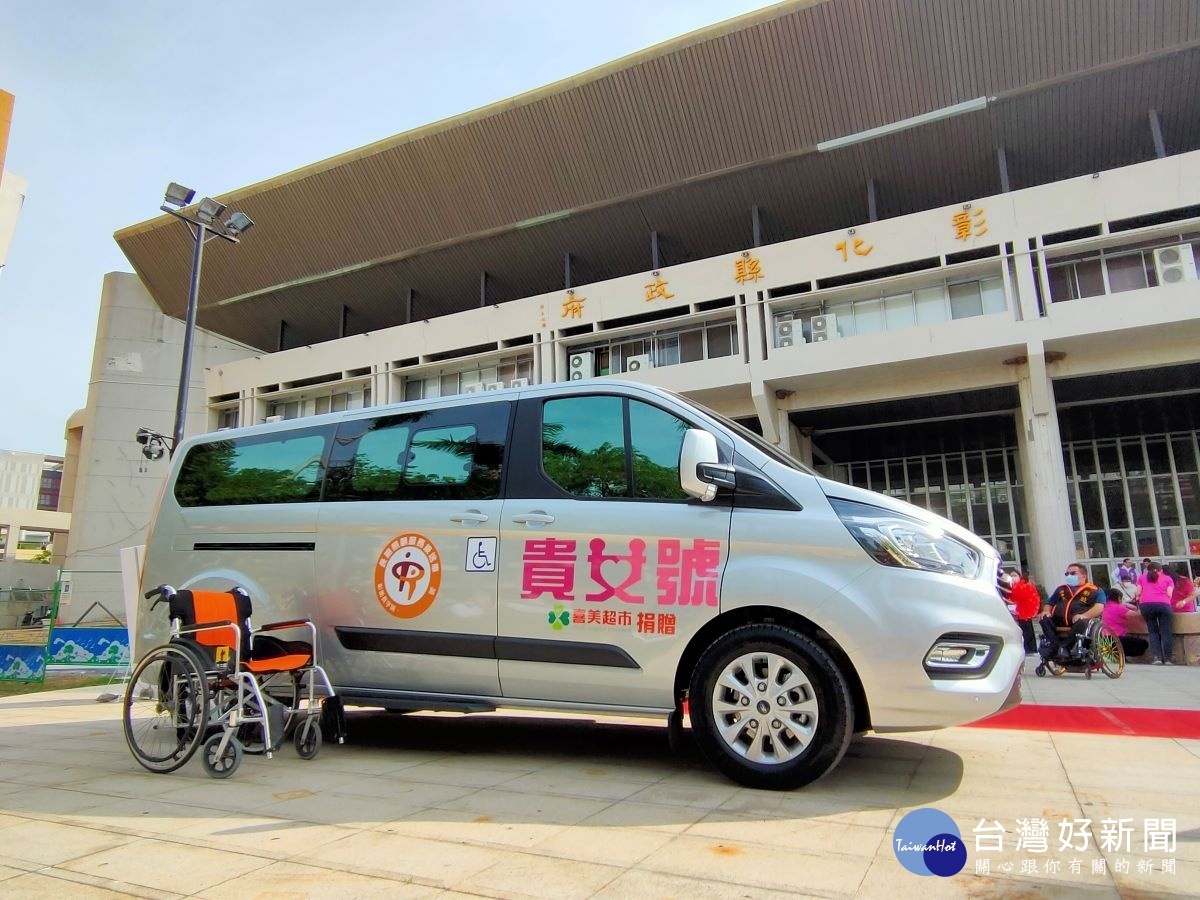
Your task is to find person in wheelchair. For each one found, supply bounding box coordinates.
[1039,562,1105,662]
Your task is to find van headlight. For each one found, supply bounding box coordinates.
[829,498,981,578]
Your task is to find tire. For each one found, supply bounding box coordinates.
[1097,628,1125,679]
[201,732,243,778]
[123,643,210,774]
[1035,664,1046,677]
[294,717,322,760]
[688,624,853,790]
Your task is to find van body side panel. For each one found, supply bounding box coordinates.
[314,498,502,695]
[497,498,732,707]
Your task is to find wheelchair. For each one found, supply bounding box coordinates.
[122,584,342,778]
[1034,618,1124,680]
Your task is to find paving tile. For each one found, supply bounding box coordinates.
[60,838,269,894]
[173,813,358,858]
[591,869,804,900]
[572,799,705,833]
[305,830,513,888]
[380,807,568,849]
[0,818,134,866]
[686,811,888,859]
[638,831,871,895]
[533,822,675,867]
[458,853,624,899]
[372,759,525,790]
[428,787,612,827]
[194,860,441,899]
[0,871,163,899]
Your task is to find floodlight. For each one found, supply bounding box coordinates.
[196,197,227,225]
[163,182,196,207]
[224,211,254,236]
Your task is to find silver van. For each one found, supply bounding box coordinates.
[139,381,1022,789]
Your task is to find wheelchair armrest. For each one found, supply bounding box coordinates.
[257,619,311,631]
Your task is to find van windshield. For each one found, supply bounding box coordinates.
[674,395,816,476]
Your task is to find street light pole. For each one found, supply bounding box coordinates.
[172,219,206,453]
[155,182,254,456]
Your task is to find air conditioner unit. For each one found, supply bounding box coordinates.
[1153,244,1198,285]
[483,382,504,391]
[773,315,800,349]
[510,377,530,388]
[625,353,653,373]
[264,415,283,423]
[463,383,484,394]
[568,350,594,380]
[811,313,840,342]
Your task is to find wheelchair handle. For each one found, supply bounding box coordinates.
[144,584,177,610]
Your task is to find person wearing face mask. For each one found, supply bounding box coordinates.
[1039,562,1104,662]
[1137,560,1175,664]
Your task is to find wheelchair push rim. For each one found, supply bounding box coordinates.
[123,643,210,774]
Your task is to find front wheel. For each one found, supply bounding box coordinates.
[688,624,853,790]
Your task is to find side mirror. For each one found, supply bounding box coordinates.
[680,429,734,501]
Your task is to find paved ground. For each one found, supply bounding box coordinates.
[0,658,1196,898]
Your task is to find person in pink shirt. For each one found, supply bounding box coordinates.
[1137,561,1175,664]
[1172,564,1196,613]
[1103,587,1148,658]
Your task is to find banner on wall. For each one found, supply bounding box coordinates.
[48,628,130,667]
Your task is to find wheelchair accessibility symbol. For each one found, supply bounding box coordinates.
[466,537,497,573]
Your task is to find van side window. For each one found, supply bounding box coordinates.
[174,430,329,507]
[629,400,688,500]
[541,397,688,501]
[327,403,509,502]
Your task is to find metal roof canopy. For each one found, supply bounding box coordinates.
[115,0,1200,351]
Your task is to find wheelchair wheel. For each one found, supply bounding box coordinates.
[201,732,243,779]
[1097,628,1125,679]
[1035,663,1047,677]
[123,643,209,774]
[294,717,322,760]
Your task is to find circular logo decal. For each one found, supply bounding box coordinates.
[374,533,442,619]
[892,808,966,877]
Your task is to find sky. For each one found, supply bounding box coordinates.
[0,0,775,456]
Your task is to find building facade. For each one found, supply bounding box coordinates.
[59,273,256,619]
[201,151,1200,588]
[74,1,1200,618]
[0,88,24,272]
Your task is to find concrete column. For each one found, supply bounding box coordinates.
[1012,244,1042,322]
[1014,342,1075,583]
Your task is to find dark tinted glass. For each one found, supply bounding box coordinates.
[327,403,509,502]
[174,428,330,507]
[542,396,628,497]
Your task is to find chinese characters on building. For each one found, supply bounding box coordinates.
[952,206,988,240]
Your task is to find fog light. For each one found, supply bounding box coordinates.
[925,641,992,669]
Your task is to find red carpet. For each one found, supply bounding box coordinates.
[968,704,1200,739]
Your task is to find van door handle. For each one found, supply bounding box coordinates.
[450,510,489,525]
[511,511,555,526]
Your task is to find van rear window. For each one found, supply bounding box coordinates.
[174,429,330,507]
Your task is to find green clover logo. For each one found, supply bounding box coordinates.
[548,605,570,630]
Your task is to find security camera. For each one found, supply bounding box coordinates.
[135,427,169,461]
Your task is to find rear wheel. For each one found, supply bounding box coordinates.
[688,624,853,791]
[123,643,209,774]
[1097,628,1125,679]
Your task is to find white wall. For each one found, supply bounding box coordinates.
[0,169,25,270]
[61,273,257,622]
